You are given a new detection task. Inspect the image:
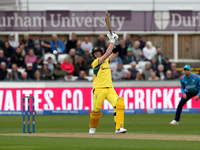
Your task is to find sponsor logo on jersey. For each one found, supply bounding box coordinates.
[101,66,110,70]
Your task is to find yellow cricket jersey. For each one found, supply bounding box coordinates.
[91,58,113,88]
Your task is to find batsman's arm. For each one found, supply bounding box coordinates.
[109,52,118,63]
[98,43,114,64]
[109,46,119,62]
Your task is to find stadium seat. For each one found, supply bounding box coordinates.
[37,65,42,69]
[136,64,140,70]
[195,68,200,71]
[192,71,199,74]
[176,68,182,71]
[89,69,93,76]
[123,64,132,72]
[44,54,56,63]
[85,76,93,81]
[58,54,68,63]
[138,61,148,70]
[7,69,12,73]
[18,68,25,74]
[137,68,143,73]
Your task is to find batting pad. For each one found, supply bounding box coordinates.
[89,112,102,128]
[116,97,125,129]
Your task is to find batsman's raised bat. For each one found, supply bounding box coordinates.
[105,11,113,35]
[105,11,116,48]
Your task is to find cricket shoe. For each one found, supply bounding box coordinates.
[115,128,127,134]
[169,120,179,125]
[89,127,96,134]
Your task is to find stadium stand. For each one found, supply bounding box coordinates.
[58,54,69,63]
[44,53,56,63]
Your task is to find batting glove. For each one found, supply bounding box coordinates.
[107,32,113,41]
[107,32,119,44]
[113,32,119,41]
[112,46,119,53]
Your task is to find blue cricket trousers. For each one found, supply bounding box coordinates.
[175,92,198,121]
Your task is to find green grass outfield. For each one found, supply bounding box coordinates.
[0,113,200,150]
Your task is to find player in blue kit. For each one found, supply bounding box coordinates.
[170,65,200,125]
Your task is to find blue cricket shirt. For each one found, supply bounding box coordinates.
[180,73,200,96]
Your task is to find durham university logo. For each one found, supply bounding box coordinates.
[154,12,170,30]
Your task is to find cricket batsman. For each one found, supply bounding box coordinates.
[170,65,200,125]
[89,32,127,134]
